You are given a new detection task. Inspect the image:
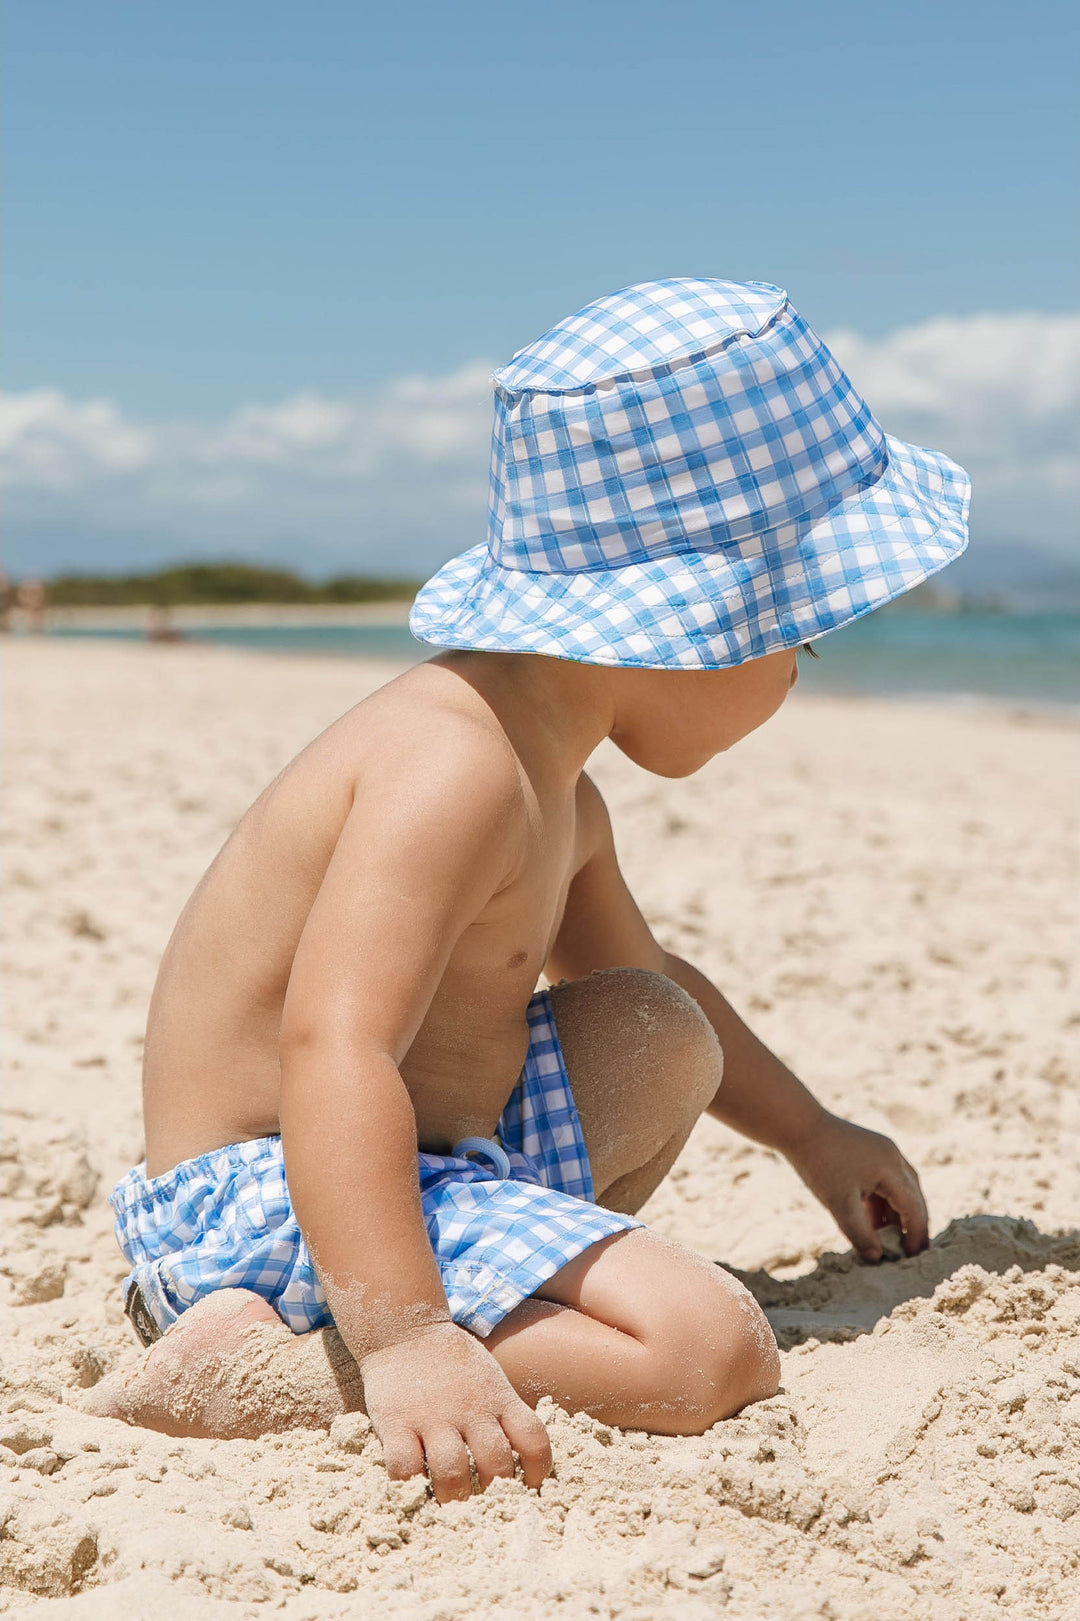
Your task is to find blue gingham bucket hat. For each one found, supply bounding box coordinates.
[409,278,971,670]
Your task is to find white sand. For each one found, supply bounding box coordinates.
[2,639,1077,1619]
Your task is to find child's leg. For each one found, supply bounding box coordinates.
[86,967,772,1448]
[82,1289,364,1440]
[83,1230,777,1453]
[488,1227,778,1433]
[548,966,725,1213]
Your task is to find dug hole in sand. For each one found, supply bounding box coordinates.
[2,640,1077,1620]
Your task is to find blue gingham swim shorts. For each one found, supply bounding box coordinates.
[110,990,641,1339]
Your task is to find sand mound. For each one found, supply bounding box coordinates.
[737,1212,1079,1346]
[2,641,1077,1619]
[2,1234,1077,1618]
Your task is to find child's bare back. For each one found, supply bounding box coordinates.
[143,654,598,1175]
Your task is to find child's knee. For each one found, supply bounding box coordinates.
[645,1267,780,1433]
[658,979,724,1111]
[554,966,722,1106]
[699,1289,781,1423]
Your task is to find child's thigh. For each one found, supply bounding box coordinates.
[535,1227,740,1342]
[548,968,722,1192]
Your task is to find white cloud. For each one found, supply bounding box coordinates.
[824,312,1080,504]
[1,362,495,576]
[0,388,154,488]
[2,316,1076,579]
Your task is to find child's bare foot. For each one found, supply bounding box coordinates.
[81,1289,364,1439]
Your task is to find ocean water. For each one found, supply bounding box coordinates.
[46,611,1079,708]
[791,611,1078,706]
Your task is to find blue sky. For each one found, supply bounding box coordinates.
[3,0,1078,583]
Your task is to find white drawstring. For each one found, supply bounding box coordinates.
[451,1136,512,1179]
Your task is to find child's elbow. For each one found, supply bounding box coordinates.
[278,1012,357,1073]
[278,1015,399,1093]
[278,1012,323,1062]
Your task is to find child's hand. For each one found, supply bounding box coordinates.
[359,1321,552,1503]
[784,1111,930,1262]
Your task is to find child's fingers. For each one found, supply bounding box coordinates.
[838,1192,883,1262]
[421,1424,474,1504]
[879,1164,929,1254]
[867,1192,898,1231]
[500,1399,553,1490]
[379,1422,425,1482]
[464,1419,516,1490]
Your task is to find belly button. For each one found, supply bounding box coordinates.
[507,950,528,969]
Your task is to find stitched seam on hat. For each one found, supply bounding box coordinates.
[494,304,791,401]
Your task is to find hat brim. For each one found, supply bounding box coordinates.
[409,435,971,670]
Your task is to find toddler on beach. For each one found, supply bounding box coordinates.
[88,280,970,1502]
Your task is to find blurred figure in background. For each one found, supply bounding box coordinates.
[145,606,186,644]
[13,578,47,634]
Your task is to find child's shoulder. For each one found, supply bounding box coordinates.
[332,668,529,828]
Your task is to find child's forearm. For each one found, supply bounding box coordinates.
[665,954,930,1258]
[279,1041,451,1363]
[662,953,826,1155]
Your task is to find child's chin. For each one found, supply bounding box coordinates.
[622,748,712,779]
[656,759,709,780]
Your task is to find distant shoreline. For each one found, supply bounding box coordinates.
[41,601,415,630]
[2,633,1076,722]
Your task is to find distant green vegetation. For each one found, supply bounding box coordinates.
[36,563,1012,614]
[44,563,421,607]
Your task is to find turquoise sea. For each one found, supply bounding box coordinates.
[48,611,1079,709]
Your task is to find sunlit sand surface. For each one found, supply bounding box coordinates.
[2,639,1076,1619]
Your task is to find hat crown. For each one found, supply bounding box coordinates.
[487,278,888,576]
[494,279,787,394]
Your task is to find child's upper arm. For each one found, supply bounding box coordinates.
[281,729,525,1063]
[545,775,667,983]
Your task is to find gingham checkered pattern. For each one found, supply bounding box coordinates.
[409,279,971,669]
[494,277,786,393]
[110,991,637,1339]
